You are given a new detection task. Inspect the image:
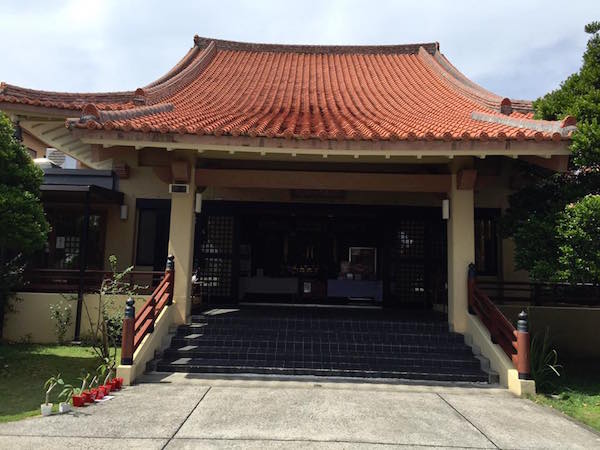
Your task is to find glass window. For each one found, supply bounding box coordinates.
[39,209,105,269]
[136,210,158,266]
[474,210,499,276]
[135,205,170,269]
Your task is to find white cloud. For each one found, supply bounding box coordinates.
[0,0,597,99]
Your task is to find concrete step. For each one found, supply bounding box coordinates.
[154,358,489,383]
[150,308,489,384]
[161,348,483,369]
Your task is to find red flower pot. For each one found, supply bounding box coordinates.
[90,389,98,401]
[98,386,107,396]
[116,377,124,388]
[96,389,104,400]
[82,391,92,403]
[72,395,85,407]
[110,379,120,391]
[103,383,112,394]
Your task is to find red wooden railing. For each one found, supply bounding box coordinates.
[475,279,600,307]
[22,269,164,295]
[468,264,530,379]
[121,255,175,365]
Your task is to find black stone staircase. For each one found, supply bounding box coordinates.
[152,307,490,383]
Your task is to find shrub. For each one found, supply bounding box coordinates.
[530,326,563,393]
[49,299,73,344]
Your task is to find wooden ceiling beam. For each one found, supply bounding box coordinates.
[195,168,451,192]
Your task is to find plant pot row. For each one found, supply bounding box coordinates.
[43,377,123,415]
[71,377,124,408]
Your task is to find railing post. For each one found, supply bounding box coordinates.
[532,283,540,306]
[166,254,174,306]
[467,263,476,315]
[516,310,531,379]
[148,295,156,334]
[120,297,135,365]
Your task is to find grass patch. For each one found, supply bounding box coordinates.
[530,360,600,432]
[0,343,119,423]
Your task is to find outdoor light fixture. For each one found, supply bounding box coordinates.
[13,121,23,141]
[120,204,129,220]
[442,199,450,220]
[195,192,203,213]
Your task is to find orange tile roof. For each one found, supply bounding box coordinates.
[1,36,575,142]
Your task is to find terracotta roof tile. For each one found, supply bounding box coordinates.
[2,37,574,142]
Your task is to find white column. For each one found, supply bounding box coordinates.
[447,173,474,333]
[168,157,196,325]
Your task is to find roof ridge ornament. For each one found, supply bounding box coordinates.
[471,110,576,136]
[133,88,146,105]
[500,98,513,115]
[81,103,101,121]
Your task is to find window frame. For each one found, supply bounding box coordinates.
[474,208,501,277]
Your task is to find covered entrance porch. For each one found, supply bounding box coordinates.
[192,201,447,310]
[146,159,486,383]
[168,159,475,336]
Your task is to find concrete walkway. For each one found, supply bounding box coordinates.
[0,375,598,449]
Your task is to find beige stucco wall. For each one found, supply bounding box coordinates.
[117,305,174,385]
[465,314,535,395]
[102,148,171,271]
[168,151,196,324]
[447,173,474,333]
[500,305,600,359]
[4,292,147,344]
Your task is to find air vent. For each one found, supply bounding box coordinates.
[169,183,190,194]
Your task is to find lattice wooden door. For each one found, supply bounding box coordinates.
[387,218,447,307]
[193,215,237,303]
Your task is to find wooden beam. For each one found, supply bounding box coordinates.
[520,155,569,172]
[90,144,123,163]
[195,168,451,192]
[457,169,478,190]
[171,160,190,183]
[21,131,48,157]
[76,128,572,157]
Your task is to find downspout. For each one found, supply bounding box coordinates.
[74,189,90,341]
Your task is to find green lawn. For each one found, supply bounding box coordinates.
[530,360,600,432]
[0,344,119,423]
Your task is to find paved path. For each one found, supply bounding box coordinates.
[0,374,598,449]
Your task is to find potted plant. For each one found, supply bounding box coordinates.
[57,384,74,413]
[71,387,86,408]
[93,370,105,399]
[41,374,63,416]
[89,375,99,401]
[98,357,115,395]
[78,372,92,404]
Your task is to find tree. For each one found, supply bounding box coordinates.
[503,22,600,282]
[0,111,50,338]
[556,195,600,283]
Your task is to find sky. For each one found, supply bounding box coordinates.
[0,1,597,101]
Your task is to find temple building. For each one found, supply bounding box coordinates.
[1,36,574,393]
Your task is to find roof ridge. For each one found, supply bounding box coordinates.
[471,110,575,138]
[144,45,202,89]
[0,82,134,104]
[435,52,532,113]
[193,35,439,55]
[138,41,217,105]
[68,102,174,128]
[418,49,534,114]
